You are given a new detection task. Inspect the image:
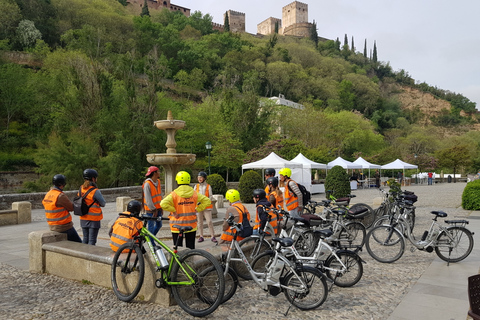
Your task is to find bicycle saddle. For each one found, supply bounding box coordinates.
[272,237,294,247]
[173,225,193,232]
[431,211,447,218]
[313,229,333,238]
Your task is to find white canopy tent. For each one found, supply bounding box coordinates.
[290,153,327,194]
[381,159,418,182]
[327,157,363,169]
[353,157,381,186]
[241,152,306,188]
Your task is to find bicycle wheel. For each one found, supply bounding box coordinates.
[283,266,328,310]
[251,250,275,275]
[405,208,415,232]
[170,249,225,317]
[294,230,317,256]
[200,265,238,304]
[350,203,375,228]
[234,236,271,280]
[365,225,405,263]
[324,251,363,287]
[435,227,474,263]
[338,221,366,248]
[111,242,145,302]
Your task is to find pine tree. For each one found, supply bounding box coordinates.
[363,39,367,57]
[140,0,149,17]
[351,36,355,52]
[373,40,378,63]
[310,20,319,47]
[224,11,230,32]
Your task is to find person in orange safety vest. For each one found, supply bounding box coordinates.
[143,166,163,239]
[109,200,144,252]
[279,167,303,220]
[219,189,251,244]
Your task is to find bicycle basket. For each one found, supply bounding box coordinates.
[347,206,369,217]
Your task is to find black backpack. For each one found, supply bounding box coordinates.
[288,181,311,206]
[237,206,253,238]
[73,187,96,216]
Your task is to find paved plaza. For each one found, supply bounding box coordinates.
[0,182,478,319]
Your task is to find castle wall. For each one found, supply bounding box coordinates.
[282,1,308,28]
[127,0,190,17]
[225,10,246,33]
[257,17,282,35]
[283,22,313,37]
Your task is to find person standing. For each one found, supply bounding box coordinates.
[195,171,216,243]
[160,171,211,249]
[253,188,277,235]
[143,166,163,238]
[78,169,106,245]
[42,174,82,242]
[428,172,433,185]
[279,167,303,220]
[219,189,251,244]
[266,176,284,209]
[375,169,381,188]
[398,171,403,185]
[264,168,276,194]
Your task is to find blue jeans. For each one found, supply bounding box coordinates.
[64,227,82,243]
[82,227,100,245]
[145,211,162,236]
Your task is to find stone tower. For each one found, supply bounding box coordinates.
[282,1,308,29]
[257,17,282,36]
[224,10,246,33]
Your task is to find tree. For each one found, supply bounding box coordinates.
[436,145,472,182]
[16,20,42,49]
[0,0,21,40]
[224,11,230,32]
[309,20,318,47]
[363,39,367,57]
[211,130,245,182]
[274,21,279,34]
[351,36,355,52]
[373,41,378,63]
[141,0,150,17]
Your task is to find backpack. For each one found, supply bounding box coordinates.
[237,206,253,238]
[73,187,96,216]
[403,190,418,203]
[288,181,311,206]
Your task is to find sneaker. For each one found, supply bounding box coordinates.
[211,237,217,243]
[198,237,204,243]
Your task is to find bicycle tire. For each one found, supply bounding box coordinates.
[111,242,145,302]
[434,226,474,263]
[324,251,363,287]
[365,225,405,263]
[350,203,375,229]
[338,221,366,249]
[283,266,328,310]
[234,236,271,280]
[200,265,238,304]
[250,250,275,275]
[170,249,225,317]
[294,230,317,256]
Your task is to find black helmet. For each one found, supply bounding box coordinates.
[52,174,66,187]
[265,168,275,176]
[127,200,142,216]
[198,171,208,179]
[266,177,279,188]
[83,169,98,180]
[253,188,266,199]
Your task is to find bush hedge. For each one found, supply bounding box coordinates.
[207,173,227,196]
[238,170,264,203]
[325,165,351,199]
[462,179,480,210]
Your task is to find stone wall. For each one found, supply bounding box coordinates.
[0,171,40,194]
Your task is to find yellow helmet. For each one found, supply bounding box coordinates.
[176,171,191,185]
[279,167,291,178]
[225,189,240,203]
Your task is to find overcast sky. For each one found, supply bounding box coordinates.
[180,0,480,110]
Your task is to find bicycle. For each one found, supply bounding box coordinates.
[221,213,328,313]
[253,208,364,289]
[111,214,225,317]
[365,210,474,264]
[328,193,376,229]
[372,190,416,234]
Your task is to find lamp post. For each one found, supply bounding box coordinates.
[205,141,212,175]
[414,153,418,184]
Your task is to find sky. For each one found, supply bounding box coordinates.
[179,0,480,110]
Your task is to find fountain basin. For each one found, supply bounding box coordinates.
[146,153,196,165]
[154,120,185,131]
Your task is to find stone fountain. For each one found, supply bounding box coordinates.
[146,111,196,194]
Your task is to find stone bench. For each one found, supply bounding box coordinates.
[0,201,31,226]
[29,230,171,306]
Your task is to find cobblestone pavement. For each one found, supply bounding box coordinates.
[0,183,473,320]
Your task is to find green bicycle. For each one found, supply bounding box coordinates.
[111,214,225,317]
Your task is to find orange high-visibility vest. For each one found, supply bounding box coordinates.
[143,180,162,211]
[43,188,72,226]
[254,203,277,234]
[195,184,213,210]
[110,212,144,252]
[169,191,198,233]
[221,203,250,242]
[270,190,284,210]
[284,180,299,211]
[79,186,103,221]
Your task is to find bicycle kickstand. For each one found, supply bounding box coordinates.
[284,302,293,317]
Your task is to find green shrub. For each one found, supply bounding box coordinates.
[387,178,401,195]
[462,179,480,210]
[207,173,227,196]
[325,165,351,199]
[238,170,264,203]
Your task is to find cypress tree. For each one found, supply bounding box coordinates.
[224,11,230,32]
[351,36,355,52]
[274,21,279,34]
[363,39,367,57]
[335,37,341,51]
[310,20,319,47]
[140,0,149,17]
[373,40,378,63]
[344,34,348,46]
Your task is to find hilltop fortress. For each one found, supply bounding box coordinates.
[127,1,320,38]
